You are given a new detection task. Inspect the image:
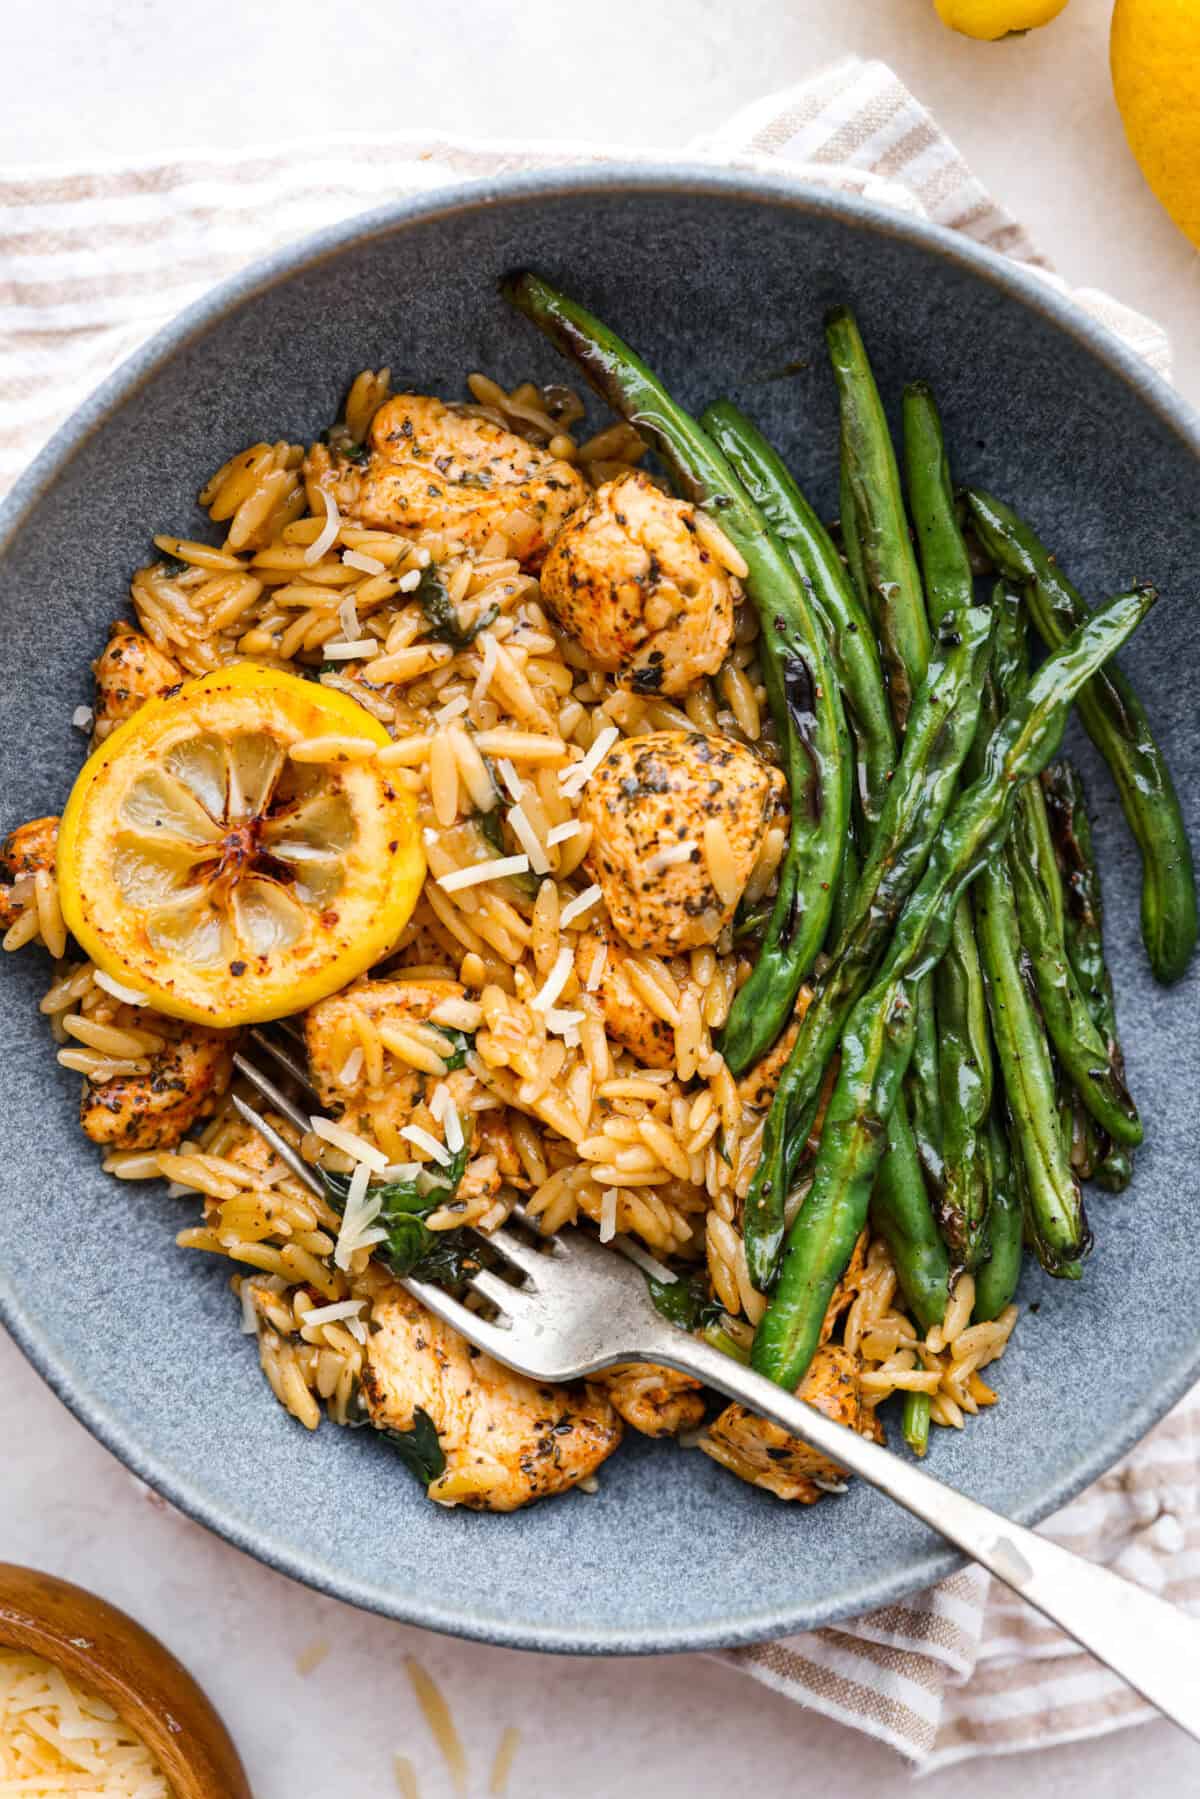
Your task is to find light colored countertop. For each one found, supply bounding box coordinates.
[4,1,1199,1793]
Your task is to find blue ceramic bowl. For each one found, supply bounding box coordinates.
[1,167,1197,1653]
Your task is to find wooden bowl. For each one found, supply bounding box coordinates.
[0,1563,252,1798]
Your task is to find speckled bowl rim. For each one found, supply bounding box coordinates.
[3,161,1199,1655]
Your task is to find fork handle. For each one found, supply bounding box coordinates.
[659,1331,1200,1741]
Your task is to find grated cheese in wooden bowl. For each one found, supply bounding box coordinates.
[0,1647,172,1796]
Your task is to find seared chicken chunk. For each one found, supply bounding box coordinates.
[305,394,587,570]
[701,1344,881,1504]
[305,976,518,1204]
[574,923,676,1068]
[0,816,59,929]
[540,471,738,695]
[735,985,819,1113]
[580,732,784,954]
[80,1013,234,1150]
[360,1283,622,1509]
[602,1363,705,1437]
[91,623,183,742]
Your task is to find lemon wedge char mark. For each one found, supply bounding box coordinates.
[57,664,425,1027]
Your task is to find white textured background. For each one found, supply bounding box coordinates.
[4,1,1200,1793]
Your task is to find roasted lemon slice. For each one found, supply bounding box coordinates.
[57,664,424,1026]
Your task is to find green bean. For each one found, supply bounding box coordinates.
[906,972,944,1190]
[975,851,1088,1278]
[839,464,869,610]
[965,489,1196,984]
[933,902,994,1269]
[827,828,861,949]
[754,982,919,1386]
[1058,1080,1105,1184]
[702,400,898,828]
[902,1390,932,1458]
[965,587,1091,1277]
[744,601,996,1290]
[1041,759,1136,1191]
[826,308,931,729]
[501,276,852,1076]
[868,1097,951,1332]
[972,1108,1023,1323]
[903,381,994,1269]
[993,603,1141,1148]
[903,382,974,624]
[752,586,1154,1387]
[1008,786,1142,1146]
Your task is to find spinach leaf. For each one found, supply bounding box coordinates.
[477,806,506,856]
[733,899,771,943]
[321,424,371,464]
[472,809,539,897]
[380,1408,446,1484]
[645,1269,724,1333]
[157,554,189,579]
[416,564,499,647]
[429,1023,472,1071]
[321,1134,474,1281]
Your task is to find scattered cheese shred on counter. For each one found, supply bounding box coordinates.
[0,1647,173,1796]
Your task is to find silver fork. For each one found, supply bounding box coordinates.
[233,1039,1200,1740]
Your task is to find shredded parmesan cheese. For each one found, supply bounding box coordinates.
[343,548,387,575]
[599,1187,619,1242]
[506,804,550,875]
[338,595,360,641]
[560,884,602,927]
[559,723,619,798]
[648,841,697,875]
[435,693,470,725]
[584,940,608,992]
[305,487,340,563]
[546,820,581,846]
[474,630,500,701]
[399,1124,453,1167]
[300,1297,366,1327]
[311,1115,388,1172]
[0,1649,172,1796]
[322,638,377,660]
[495,756,524,802]
[437,854,530,893]
[531,945,574,1013]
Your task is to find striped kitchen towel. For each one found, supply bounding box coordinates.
[0,51,1192,1770]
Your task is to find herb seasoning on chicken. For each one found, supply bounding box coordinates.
[579,730,786,953]
[540,470,738,694]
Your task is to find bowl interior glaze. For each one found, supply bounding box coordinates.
[1,169,1197,1653]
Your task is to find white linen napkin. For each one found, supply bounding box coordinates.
[0,53,1193,1769]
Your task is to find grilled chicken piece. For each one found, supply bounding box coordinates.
[820,1229,870,1347]
[79,1014,234,1150]
[360,1283,622,1509]
[701,1344,882,1504]
[735,985,819,1112]
[305,394,588,570]
[305,976,516,1204]
[580,731,784,954]
[540,470,738,695]
[573,923,677,1069]
[92,623,183,742]
[602,1363,705,1437]
[0,816,59,929]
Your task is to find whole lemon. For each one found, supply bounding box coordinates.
[935,0,1069,36]
[1112,0,1200,250]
